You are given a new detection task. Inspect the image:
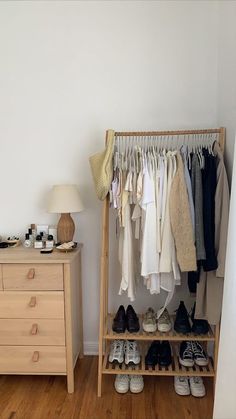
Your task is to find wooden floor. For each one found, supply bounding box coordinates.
[0,356,213,419]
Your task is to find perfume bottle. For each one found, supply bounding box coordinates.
[28,228,34,245]
[31,224,37,240]
[46,235,54,249]
[34,235,43,249]
[24,233,32,248]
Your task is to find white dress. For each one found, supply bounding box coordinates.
[140,163,159,278]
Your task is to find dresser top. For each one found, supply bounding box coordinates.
[0,244,82,264]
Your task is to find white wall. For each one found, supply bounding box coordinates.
[214,2,236,418]
[217,1,236,180]
[0,1,219,353]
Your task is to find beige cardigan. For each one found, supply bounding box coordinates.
[170,153,197,272]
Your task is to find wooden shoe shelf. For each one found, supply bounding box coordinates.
[102,343,215,377]
[97,128,225,397]
[101,314,218,378]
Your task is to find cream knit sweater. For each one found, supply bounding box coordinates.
[170,153,197,272]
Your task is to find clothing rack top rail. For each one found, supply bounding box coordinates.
[113,127,225,152]
[115,128,222,136]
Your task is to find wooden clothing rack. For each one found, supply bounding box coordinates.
[97,127,225,397]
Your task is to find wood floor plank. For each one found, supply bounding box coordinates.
[0,356,213,419]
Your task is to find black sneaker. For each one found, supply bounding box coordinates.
[126,305,140,333]
[179,341,194,367]
[191,304,209,335]
[158,341,172,367]
[145,341,160,366]
[174,301,191,334]
[191,341,209,366]
[112,305,126,333]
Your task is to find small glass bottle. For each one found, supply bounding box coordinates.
[46,235,54,249]
[34,235,43,249]
[24,233,32,248]
[31,224,37,240]
[28,228,34,244]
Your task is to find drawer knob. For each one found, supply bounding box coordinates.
[32,351,39,362]
[27,268,35,280]
[29,296,37,307]
[31,323,38,335]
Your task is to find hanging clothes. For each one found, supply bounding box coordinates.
[169,153,197,272]
[201,149,218,272]
[140,163,159,277]
[118,176,136,301]
[191,154,206,261]
[181,147,195,237]
[195,142,229,324]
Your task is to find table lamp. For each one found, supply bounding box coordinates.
[48,184,84,243]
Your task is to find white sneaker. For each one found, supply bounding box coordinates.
[189,376,206,397]
[174,376,190,396]
[109,340,125,364]
[124,340,140,365]
[157,309,172,332]
[130,375,144,393]
[142,308,157,332]
[114,374,129,394]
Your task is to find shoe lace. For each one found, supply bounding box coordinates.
[183,341,193,358]
[160,309,169,321]
[192,376,202,385]
[125,341,138,355]
[112,340,123,355]
[191,341,204,356]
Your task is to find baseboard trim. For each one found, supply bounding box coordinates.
[84,341,99,355]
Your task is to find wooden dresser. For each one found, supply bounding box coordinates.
[0,245,83,393]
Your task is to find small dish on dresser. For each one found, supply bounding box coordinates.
[56,242,77,252]
[6,238,21,247]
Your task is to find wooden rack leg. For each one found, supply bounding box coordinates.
[98,195,109,397]
[213,322,220,395]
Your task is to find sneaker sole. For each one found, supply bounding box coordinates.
[125,360,140,366]
[157,324,172,332]
[194,359,209,367]
[109,358,124,364]
[174,387,190,396]
[190,389,206,398]
[130,386,144,394]
[179,358,194,367]
[114,386,129,394]
[142,324,157,333]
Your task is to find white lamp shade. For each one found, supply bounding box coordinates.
[48,184,84,214]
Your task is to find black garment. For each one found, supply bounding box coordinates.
[188,261,202,293]
[202,150,218,272]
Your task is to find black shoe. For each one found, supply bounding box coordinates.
[191,304,209,335]
[174,301,191,334]
[158,341,172,367]
[191,341,209,366]
[112,305,126,333]
[145,341,160,366]
[126,305,140,333]
[179,341,194,367]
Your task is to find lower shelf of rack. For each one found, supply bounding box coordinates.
[102,352,215,377]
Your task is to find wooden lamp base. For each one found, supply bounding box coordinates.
[57,213,75,243]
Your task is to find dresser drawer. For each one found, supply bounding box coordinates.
[0,319,65,345]
[0,291,64,319]
[0,346,66,373]
[2,264,63,290]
